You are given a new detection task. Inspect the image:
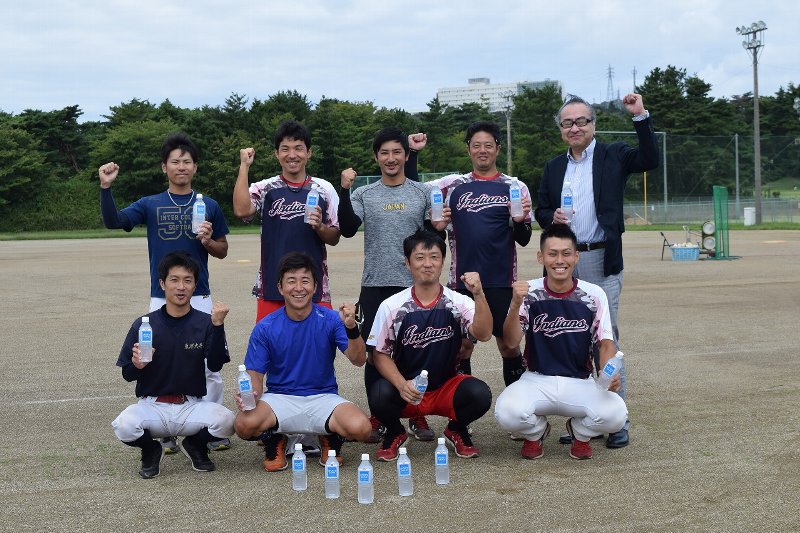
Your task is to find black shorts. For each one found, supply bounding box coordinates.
[357,286,406,351]
[457,286,512,338]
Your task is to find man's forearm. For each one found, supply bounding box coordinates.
[316,225,340,246]
[204,237,228,259]
[233,165,255,218]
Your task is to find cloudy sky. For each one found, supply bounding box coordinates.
[1,1,797,122]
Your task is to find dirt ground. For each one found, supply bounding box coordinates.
[2,230,799,532]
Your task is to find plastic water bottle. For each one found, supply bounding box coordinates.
[292,443,307,491]
[138,317,153,363]
[435,437,449,485]
[561,181,574,224]
[397,447,413,496]
[411,370,428,405]
[357,453,374,504]
[596,351,624,390]
[304,188,319,223]
[238,364,256,411]
[191,194,206,233]
[430,187,444,221]
[324,450,340,499]
[509,178,523,218]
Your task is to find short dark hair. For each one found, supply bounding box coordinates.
[540,224,578,250]
[161,133,200,164]
[157,251,200,282]
[555,95,596,127]
[277,252,319,286]
[465,120,501,145]
[274,120,312,150]
[403,229,447,260]
[372,127,409,156]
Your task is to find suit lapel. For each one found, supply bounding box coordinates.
[592,142,606,207]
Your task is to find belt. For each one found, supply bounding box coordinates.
[576,242,606,252]
[155,394,188,404]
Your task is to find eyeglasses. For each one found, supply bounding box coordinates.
[559,117,593,129]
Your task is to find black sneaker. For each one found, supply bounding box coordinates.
[139,441,165,479]
[180,435,216,472]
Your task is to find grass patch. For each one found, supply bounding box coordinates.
[0,226,262,241]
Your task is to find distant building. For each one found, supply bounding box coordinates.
[437,78,563,112]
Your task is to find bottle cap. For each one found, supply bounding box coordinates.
[196,194,203,199]
[616,351,624,359]
[238,364,246,371]
[142,316,149,323]
[421,370,428,377]
[328,450,336,457]
[361,453,369,461]
[399,447,407,455]
[295,443,302,451]
[438,437,445,445]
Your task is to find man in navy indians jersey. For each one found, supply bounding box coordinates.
[369,230,492,460]
[494,225,627,460]
[234,252,371,472]
[233,120,340,322]
[338,128,449,444]
[428,120,532,386]
[100,133,232,453]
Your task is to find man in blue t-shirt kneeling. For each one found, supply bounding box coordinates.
[234,252,371,471]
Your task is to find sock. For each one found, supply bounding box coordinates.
[123,429,157,449]
[502,356,525,386]
[458,358,472,375]
[185,427,214,446]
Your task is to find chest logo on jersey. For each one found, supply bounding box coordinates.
[383,202,406,211]
[401,324,453,348]
[268,198,305,220]
[455,192,509,212]
[530,313,588,337]
[185,342,204,350]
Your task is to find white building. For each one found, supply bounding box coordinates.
[437,78,563,112]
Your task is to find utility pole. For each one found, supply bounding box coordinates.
[632,66,638,91]
[736,21,767,224]
[502,91,514,176]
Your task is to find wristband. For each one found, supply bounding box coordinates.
[346,324,361,339]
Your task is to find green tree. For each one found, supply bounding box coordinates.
[14,105,88,176]
[0,125,47,207]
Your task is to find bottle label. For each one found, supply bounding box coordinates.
[307,194,319,207]
[432,191,443,204]
[563,196,573,208]
[195,204,206,215]
[140,330,152,342]
[398,464,411,476]
[436,452,447,466]
[239,379,252,393]
[509,188,521,201]
[416,384,427,394]
[602,362,617,377]
[293,458,304,471]
[358,470,370,483]
[326,465,338,479]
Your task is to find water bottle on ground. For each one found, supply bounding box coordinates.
[191,194,206,234]
[411,370,428,405]
[292,443,307,491]
[596,351,624,390]
[357,453,374,504]
[561,181,574,224]
[397,447,413,496]
[237,365,256,411]
[431,187,444,221]
[435,437,449,485]
[138,317,153,363]
[324,450,340,499]
[509,178,523,218]
[304,188,319,223]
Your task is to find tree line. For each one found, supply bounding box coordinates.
[1,65,798,231]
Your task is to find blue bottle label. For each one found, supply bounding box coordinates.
[140,331,152,342]
[293,458,304,471]
[326,465,338,479]
[436,452,447,466]
[510,188,521,201]
[398,464,411,476]
[432,191,443,204]
[359,470,370,483]
[307,193,318,207]
[563,196,573,208]
[602,362,616,377]
[239,379,251,392]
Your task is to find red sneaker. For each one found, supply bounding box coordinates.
[261,433,288,472]
[376,429,408,462]
[566,419,592,460]
[366,415,385,444]
[443,425,479,458]
[408,416,435,441]
[521,422,551,460]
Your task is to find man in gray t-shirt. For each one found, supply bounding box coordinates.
[338,127,449,443]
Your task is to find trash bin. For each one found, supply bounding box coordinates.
[743,207,756,226]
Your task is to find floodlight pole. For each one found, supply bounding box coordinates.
[736,21,767,224]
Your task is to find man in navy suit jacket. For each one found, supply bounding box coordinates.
[534,93,659,449]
